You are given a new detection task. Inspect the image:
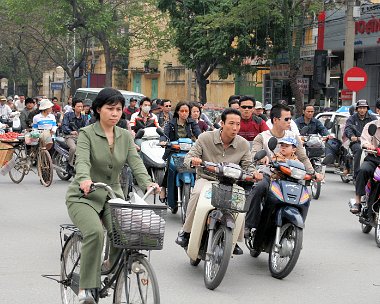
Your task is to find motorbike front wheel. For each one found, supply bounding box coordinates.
[269,223,303,280]
[54,153,72,181]
[204,225,233,290]
[361,223,372,234]
[310,180,321,199]
[180,184,191,224]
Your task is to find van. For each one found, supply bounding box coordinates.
[73,88,145,106]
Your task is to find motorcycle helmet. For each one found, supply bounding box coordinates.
[356,99,369,109]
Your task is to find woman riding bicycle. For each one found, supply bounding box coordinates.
[159,101,201,202]
[65,88,159,304]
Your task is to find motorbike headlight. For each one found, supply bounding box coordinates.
[223,166,242,179]
[179,143,192,151]
[290,166,306,180]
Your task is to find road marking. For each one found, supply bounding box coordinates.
[347,77,365,82]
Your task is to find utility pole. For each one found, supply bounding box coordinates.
[343,0,356,105]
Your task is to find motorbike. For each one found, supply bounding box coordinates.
[134,127,166,186]
[245,137,332,279]
[336,124,361,184]
[160,135,196,223]
[184,155,263,290]
[52,136,74,181]
[348,124,380,247]
[300,122,333,199]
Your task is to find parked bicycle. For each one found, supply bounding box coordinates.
[4,131,53,186]
[59,183,167,304]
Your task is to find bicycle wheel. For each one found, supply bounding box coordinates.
[9,147,27,184]
[61,232,82,304]
[114,255,160,304]
[38,149,53,187]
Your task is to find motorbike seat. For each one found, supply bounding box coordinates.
[55,136,70,150]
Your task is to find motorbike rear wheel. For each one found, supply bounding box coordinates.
[54,153,72,181]
[310,180,321,199]
[375,216,380,248]
[269,223,303,280]
[204,225,233,290]
[180,184,191,224]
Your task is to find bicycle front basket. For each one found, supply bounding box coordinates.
[172,155,195,173]
[109,202,167,250]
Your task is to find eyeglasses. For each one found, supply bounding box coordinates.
[179,109,189,113]
[164,105,172,108]
[240,105,254,109]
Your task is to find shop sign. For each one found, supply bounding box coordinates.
[296,78,309,95]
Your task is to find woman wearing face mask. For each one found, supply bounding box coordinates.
[129,97,159,134]
[158,101,201,203]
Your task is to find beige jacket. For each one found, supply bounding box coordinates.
[184,129,253,180]
[252,130,313,172]
[361,119,380,148]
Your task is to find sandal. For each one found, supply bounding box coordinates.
[159,196,167,204]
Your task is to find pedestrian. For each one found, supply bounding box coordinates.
[254,101,268,121]
[7,96,15,111]
[0,96,12,119]
[65,87,159,304]
[63,95,73,113]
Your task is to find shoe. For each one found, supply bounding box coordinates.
[159,196,167,204]
[175,231,190,248]
[233,244,243,255]
[350,203,362,214]
[78,289,95,304]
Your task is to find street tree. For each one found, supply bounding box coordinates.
[158,0,265,103]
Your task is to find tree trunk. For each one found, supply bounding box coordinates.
[101,37,113,87]
[289,67,304,117]
[195,67,207,103]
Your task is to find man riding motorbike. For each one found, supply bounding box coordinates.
[130,97,159,134]
[349,119,380,213]
[344,100,377,180]
[62,99,89,174]
[295,104,330,136]
[175,108,263,255]
[245,104,323,235]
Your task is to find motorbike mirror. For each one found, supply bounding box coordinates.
[213,122,221,129]
[300,126,309,136]
[135,129,145,139]
[268,137,278,151]
[368,123,377,136]
[254,150,267,162]
[324,120,334,130]
[322,154,335,165]
[156,127,165,136]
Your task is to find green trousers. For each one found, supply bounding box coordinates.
[67,201,120,289]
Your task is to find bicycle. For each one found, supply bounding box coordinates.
[7,132,53,186]
[59,183,167,304]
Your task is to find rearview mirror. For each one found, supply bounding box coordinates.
[254,150,267,162]
[322,154,335,165]
[213,122,221,129]
[300,126,309,136]
[324,120,334,130]
[368,123,377,136]
[156,128,165,136]
[268,137,278,151]
[135,129,145,139]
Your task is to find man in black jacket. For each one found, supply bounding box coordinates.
[344,100,377,179]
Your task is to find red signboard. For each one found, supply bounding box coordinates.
[341,89,353,101]
[344,67,368,91]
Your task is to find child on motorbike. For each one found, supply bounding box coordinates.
[273,136,299,162]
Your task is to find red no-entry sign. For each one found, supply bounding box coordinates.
[344,67,368,92]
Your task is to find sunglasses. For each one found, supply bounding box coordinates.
[164,105,172,108]
[280,117,292,121]
[179,109,189,113]
[240,105,254,109]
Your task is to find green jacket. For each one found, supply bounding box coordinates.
[66,121,152,212]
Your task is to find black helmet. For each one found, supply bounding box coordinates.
[356,99,369,109]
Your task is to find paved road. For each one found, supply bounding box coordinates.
[0,171,379,304]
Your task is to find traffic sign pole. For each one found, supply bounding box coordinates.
[352,91,356,106]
